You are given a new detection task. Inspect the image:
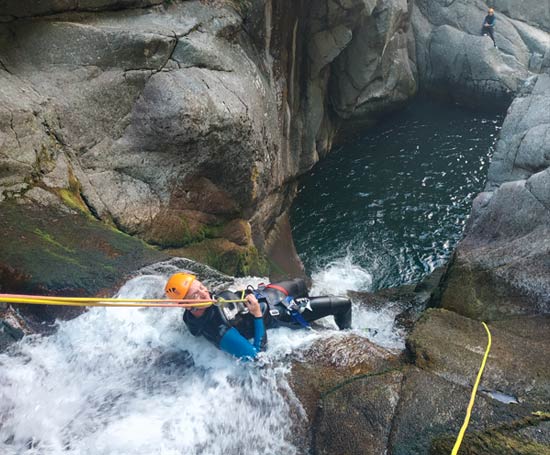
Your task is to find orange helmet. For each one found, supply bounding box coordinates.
[165,273,196,299]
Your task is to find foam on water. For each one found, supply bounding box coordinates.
[309,255,405,351]
[309,255,373,296]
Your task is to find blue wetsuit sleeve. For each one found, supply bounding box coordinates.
[219,327,258,360]
[253,317,265,352]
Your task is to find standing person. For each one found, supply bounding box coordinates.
[481,8,497,47]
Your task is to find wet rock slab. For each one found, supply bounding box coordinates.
[0,201,168,326]
[408,309,550,408]
[300,308,550,454]
[290,333,404,453]
[315,369,403,455]
[397,308,550,454]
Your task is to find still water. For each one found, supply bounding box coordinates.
[292,99,503,291]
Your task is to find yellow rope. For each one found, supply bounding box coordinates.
[451,321,492,455]
[0,293,247,309]
[1,295,213,303]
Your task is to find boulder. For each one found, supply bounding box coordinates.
[389,308,550,454]
[0,0,421,278]
[293,309,550,454]
[330,0,417,125]
[0,318,23,351]
[490,0,550,33]
[390,366,537,455]
[427,25,526,108]
[291,334,402,421]
[488,75,550,187]
[314,369,404,455]
[0,2,285,275]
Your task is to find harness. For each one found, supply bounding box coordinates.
[262,284,312,330]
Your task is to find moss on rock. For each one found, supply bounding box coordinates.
[168,238,268,277]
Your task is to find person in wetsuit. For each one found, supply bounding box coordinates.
[481,8,497,47]
[164,273,352,360]
[165,273,266,360]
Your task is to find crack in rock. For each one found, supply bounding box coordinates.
[9,112,21,148]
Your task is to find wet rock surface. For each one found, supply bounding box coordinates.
[430,412,550,455]
[0,318,24,351]
[290,333,404,453]
[349,266,445,332]
[409,309,550,408]
[288,307,550,454]
[314,369,403,455]
[291,334,402,420]
[0,1,549,454]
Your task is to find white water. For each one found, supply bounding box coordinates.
[0,258,404,454]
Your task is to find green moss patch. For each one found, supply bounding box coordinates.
[168,238,268,277]
[0,201,168,298]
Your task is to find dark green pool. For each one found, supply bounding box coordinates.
[291,99,503,291]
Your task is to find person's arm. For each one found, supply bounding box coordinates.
[218,294,266,360]
[245,294,266,351]
[219,327,259,360]
[252,316,265,351]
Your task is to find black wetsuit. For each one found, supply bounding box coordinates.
[482,14,496,46]
[182,279,352,360]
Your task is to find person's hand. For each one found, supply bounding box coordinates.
[244,294,262,318]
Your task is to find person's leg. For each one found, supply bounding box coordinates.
[301,296,352,330]
[489,28,496,46]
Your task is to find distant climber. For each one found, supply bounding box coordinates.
[164,273,352,360]
[481,8,497,47]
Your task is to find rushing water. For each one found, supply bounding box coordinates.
[0,100,503,454]
[291,98,503,291]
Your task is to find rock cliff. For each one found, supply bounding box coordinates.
[0,0,417,281]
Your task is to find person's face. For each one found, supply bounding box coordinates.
[186,280,210,300]
[489,10,494,15]
[186,280,211,315]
